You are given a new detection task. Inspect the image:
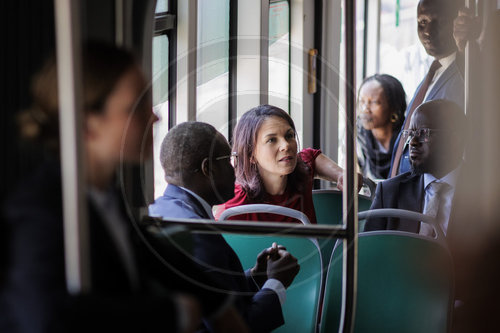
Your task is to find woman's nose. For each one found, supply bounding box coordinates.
[359,103,370,113]
[279,138,290,151]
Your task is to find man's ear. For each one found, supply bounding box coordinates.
[201,157,210,177]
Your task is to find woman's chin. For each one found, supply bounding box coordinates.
[281,165,296,176]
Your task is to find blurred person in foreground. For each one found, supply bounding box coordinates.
[1,42,247,333]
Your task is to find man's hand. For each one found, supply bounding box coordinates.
[454,7,481,53]
[251,242,286,287]
[266,249,300,289]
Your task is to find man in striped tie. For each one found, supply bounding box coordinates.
[390,0,465,177]
[365,99,466,237]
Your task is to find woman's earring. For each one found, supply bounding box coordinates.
[390,113,399,123]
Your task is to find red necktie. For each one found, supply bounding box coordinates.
[390,60,442,178]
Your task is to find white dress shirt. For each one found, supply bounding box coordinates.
[422,163,461,235]
[424,52,457,101]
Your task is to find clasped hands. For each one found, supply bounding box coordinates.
[250,242,300,289]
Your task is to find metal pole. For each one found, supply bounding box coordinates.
[260,0,270,105]
[464,0,473,115]
[146,217,349,238]
[341,0,358,332]
[54,0,91,294]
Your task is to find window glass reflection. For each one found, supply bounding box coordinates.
[155,0,168,13]
[152,35,169,199]
[196,0,230,138]
[268,0,290,113]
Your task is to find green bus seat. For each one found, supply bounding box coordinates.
[218,203,311,224]
[320,231,454,333]
[223,234,323,333]
[312,190,373,274]
[312,189,372,226]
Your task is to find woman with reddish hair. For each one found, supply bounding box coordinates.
[216,104,360,224]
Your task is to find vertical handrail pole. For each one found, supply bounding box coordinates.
[54,0,90,294]
[228,0,238,142]
[464,0,472,115]
[260,0,270,105]
[340,0,358,332]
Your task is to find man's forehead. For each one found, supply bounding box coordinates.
[418,0,452,16]
[412,106,456,131]
[410,110,433,128]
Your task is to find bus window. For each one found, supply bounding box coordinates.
[268,0,290,113]
[152,1,174,199]
[155,0,168,13]
[337,0,366,169]
[152,34,170,199]
[379,0,431,98]
[196,0,230,138]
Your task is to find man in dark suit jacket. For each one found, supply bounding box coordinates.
[365,99,466,236]
[149,121,300,332]
[391,0,464,176]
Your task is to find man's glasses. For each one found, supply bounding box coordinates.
[401,128,449,143]
[215,151,238,165]
[194,152,238,173]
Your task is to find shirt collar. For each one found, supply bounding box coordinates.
[180,186,214,219]
[424,161,462,190]
[435,52,456,72]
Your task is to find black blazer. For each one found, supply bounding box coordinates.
[1,160,225,333]
[364,172,425,233]
[365,164,466,235]
[150,184,285,332]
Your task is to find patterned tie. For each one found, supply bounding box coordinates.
[420,181,448,237]
[390,60,442,178]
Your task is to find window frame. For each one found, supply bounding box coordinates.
[153,0,177,129]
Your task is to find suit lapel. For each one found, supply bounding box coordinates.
[391,174,424,232]
[163,187,253,295]
[426,60,459,101]
[405,80,424,118]
[87,200,137,291]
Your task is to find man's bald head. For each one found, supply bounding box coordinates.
[409,99,466,177]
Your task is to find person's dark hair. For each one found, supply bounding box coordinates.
[18,42,137,151]
[358,74,406,131]
[160,121,224,183]
[231,104,308,201]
